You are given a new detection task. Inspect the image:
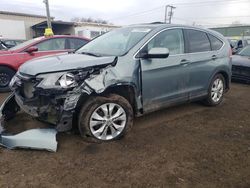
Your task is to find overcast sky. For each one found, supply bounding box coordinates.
[1,0,250,27]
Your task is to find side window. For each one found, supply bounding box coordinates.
[146,29,184,55]
[36,38,66,51]
[185,29,211,53]
[208,34,223,51]
[68,38,88,49]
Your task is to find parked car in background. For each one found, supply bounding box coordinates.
[232,45,250,83]
[0,41,7,50]
[5,24,232,142]
[228,38,249,54]
[0,39,26,48]
[0,35,89,91]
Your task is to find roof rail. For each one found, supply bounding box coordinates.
[150,22,166,24]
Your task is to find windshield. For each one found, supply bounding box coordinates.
[238,45,250,56]
[77,27,152,56]
[10,38,42,51]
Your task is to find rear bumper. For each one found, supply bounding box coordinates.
[232,65,250,83]
[232,74,250,82]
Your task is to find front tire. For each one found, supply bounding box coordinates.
[0,66,15,92]
[204,74,225,106]
[78,94,133,142]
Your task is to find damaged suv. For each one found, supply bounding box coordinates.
[1,24,231,142]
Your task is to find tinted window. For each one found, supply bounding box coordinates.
[146,29,184,55]
[208,34,223,50]
[186,29,211,53]
[68,38,88,49]
[36,38,66,51]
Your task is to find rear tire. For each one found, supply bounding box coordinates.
[78,94,133,143]
[204,74,225,106]
[0,66,15,92]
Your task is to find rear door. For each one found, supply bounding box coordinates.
[183,29,221,98]
[139,28,190,112]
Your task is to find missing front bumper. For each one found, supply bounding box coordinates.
[0,93,59,152]
[0,93,19,133]
[0,93,78,131]
[0,129,58,152]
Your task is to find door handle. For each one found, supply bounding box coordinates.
[180,59,190,66]
[211,55,218,60]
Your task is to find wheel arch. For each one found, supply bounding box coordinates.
[208,69,231,91]
[0,63,17,72]
[217,71,230,90]
[101,83,140,115]
[72,83,141,130]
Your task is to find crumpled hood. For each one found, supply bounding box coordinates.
[232,55,250,67]
[19,53,116,76]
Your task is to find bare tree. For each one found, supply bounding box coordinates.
[231,21,241,26]
[71,17,111,24]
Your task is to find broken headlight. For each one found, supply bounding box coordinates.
[36,72,78,89]
[58,73,77,88]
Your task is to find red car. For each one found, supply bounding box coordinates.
[0,35,89,92]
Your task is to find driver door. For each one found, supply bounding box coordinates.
[139,29,190,112]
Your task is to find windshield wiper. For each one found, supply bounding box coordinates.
[80,51,102,57]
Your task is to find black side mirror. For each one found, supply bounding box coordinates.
[138,47,170,59]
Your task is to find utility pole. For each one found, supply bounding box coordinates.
[43,0,52,28]
[164,6,168,23]
[43,0,53,36]
[164,5,176,24]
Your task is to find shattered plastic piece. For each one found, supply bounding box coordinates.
[0,129,57,152]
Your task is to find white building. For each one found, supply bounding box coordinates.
[75,22,119,39]
[0,11,47,40]
[0,11,119,40]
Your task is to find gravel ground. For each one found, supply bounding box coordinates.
[0,83,250,188]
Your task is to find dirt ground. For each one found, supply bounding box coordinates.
[0,83,250,188]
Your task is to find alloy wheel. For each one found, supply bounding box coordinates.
[89,103,127,140]
[0,72,10,87]
[211,78,224,103]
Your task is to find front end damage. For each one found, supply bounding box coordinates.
[0,93,58,152]
[0,55,142,151]
[0,57,119,139]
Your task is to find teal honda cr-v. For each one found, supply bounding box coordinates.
[2,23,232,142]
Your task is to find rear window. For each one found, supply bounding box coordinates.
[185,29,211,53]
[208,34,223,51]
